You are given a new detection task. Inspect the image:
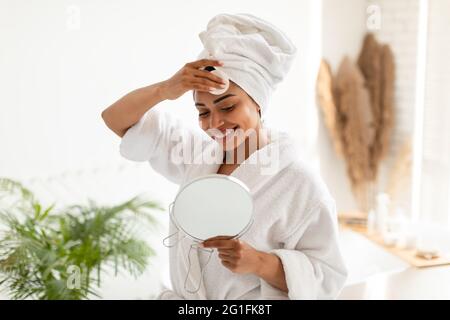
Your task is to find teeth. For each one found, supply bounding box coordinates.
[213,126,238,140]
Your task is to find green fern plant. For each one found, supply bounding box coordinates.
[0,178,163,300]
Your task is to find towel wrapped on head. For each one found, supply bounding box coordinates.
[197,13,297,117]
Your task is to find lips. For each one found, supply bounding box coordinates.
[212,126,239,140]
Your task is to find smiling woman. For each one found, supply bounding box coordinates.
[101,13,347,300]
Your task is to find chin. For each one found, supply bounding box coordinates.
[221,136,246,152]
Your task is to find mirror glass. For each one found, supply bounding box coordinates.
[172,175,253,241]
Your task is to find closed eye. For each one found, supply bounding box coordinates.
[221,105,235,112]
[198,105,235,118]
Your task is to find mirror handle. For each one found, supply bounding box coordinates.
[184,243,213,294]
[162,202,183,248]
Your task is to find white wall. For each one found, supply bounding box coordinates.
[321,0,368,70]
[419,0,450,225]
[319,0,367,213]
[0,0,320,180]
[366,0,422,218]
[0,0,321,299]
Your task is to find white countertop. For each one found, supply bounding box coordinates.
[338,229,450,299]
[339,265,450,299]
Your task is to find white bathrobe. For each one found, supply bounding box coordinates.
[119,106,348,300]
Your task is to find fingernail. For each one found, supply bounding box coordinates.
[218,60,224,65]
[220,84,226,88]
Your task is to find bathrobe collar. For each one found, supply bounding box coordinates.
[228,128,299,195]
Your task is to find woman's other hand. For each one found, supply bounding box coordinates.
[201,236,262,275]
[202,235,288,292]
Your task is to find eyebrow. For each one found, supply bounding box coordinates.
[195,94,236,107]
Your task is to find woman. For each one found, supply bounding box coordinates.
[102,13,347,300]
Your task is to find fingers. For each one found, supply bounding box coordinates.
[203,238,238,249]
[204,235,234,241]
[221,260,235,269]
[187,59,223,69]
[192,69,227,85]
[182,59,226,93]
[218,253,235,263]
[189,82,217,93]
[218,250,239,260]
[188,76,226,91]
[212,241,246,272]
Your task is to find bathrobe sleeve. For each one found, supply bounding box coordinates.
[119,107,205,184]
[260,199,348,300]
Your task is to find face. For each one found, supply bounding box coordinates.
[194,81,262,151]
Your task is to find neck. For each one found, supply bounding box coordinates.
[223,128,269,165]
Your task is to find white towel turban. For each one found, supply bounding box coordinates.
[197,13,297,117]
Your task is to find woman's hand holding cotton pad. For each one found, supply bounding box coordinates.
[200,66,230,95]
[160,59,226,100]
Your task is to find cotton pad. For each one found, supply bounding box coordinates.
[202,66,230,95]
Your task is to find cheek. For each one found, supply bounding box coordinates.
[237,106,259,129]
[199,119,208,131]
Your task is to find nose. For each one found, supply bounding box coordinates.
[209,112,225,130]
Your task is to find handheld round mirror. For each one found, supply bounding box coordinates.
[170,174,254,241]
